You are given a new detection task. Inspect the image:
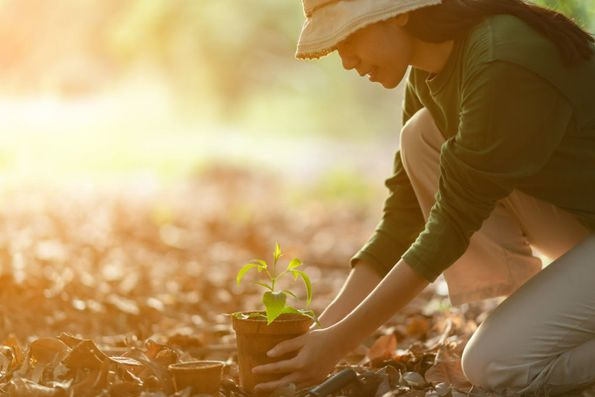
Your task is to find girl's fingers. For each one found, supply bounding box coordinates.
[253,372,301,393]
[267,334,307,357]
[252,356,300,375]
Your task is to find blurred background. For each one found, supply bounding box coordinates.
[0,0,592,188]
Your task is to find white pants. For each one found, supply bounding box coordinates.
[401,108,595,396]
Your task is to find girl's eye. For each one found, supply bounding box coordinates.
[340,37,353,48]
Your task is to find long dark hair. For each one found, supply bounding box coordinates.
[404,0,595,67]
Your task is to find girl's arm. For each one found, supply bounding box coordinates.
[253,258,430,392]
[331,258,429,347]
[315,260,382,328]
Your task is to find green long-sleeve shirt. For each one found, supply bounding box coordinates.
[351,14,595,282]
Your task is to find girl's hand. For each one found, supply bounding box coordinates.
[251,326,352,393]
[250,260,429,393]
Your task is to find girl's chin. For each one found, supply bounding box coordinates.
[378,77,400,89]
[367,69,404,89]
[381,70,407,89]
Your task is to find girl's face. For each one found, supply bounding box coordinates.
[336,14,413,89]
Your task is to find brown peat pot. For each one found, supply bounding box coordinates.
[168,360,225,395]
[232,311,313,394]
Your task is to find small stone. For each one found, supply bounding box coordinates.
[381,389,407,397]
[434,382,451,396]
[402,372,427,388]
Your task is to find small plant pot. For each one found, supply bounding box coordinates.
[168,360,225,395]
[232,311,313,394]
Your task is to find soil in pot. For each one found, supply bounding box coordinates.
[232,311,313,394]
[168,360,225,395]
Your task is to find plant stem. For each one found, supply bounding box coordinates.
[271,257,277,292]
[264,268,274,285]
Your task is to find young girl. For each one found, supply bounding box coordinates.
[252,1,595,395]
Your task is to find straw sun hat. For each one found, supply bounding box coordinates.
[296,0,442,59]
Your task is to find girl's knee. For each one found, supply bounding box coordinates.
[461,331,535,395]
[461,337,492,390]
[401,109,425,151]
[461,328,513,392]
[399,108,440,165]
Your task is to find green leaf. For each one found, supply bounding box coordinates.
[236,263,259,286]
[263,291,287,325]
[280,306,301,316]
[296,308,316,318]
[287,258,302,270]
[251,259,268,271]
[297,309,319,325]
[281,290,297,298]
[291,270,312,306]
[255,281,274,291]
[281,307,320,326]
[273,242,282,262]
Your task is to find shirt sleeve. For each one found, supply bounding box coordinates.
[350,69,425,278]
[401,61,574,282]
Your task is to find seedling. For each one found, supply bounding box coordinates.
[233,242,318,325]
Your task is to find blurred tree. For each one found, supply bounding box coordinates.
[0,0,592,138]
[106,0,400,137]
[108,1,304,114]
[0,0,120,96]
[533,0,595,30]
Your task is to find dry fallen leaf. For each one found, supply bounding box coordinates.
[0,169,490,396]
[405,315,431,338]
[3,335,24,370]
[29,337,70,366]
[7,377,65,397]
[367,334,398,366]
[63,340,107,370]
[424,345,472,392]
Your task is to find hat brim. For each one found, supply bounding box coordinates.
[296,0,441,59]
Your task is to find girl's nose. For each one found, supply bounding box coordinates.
[340,54,360,71]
